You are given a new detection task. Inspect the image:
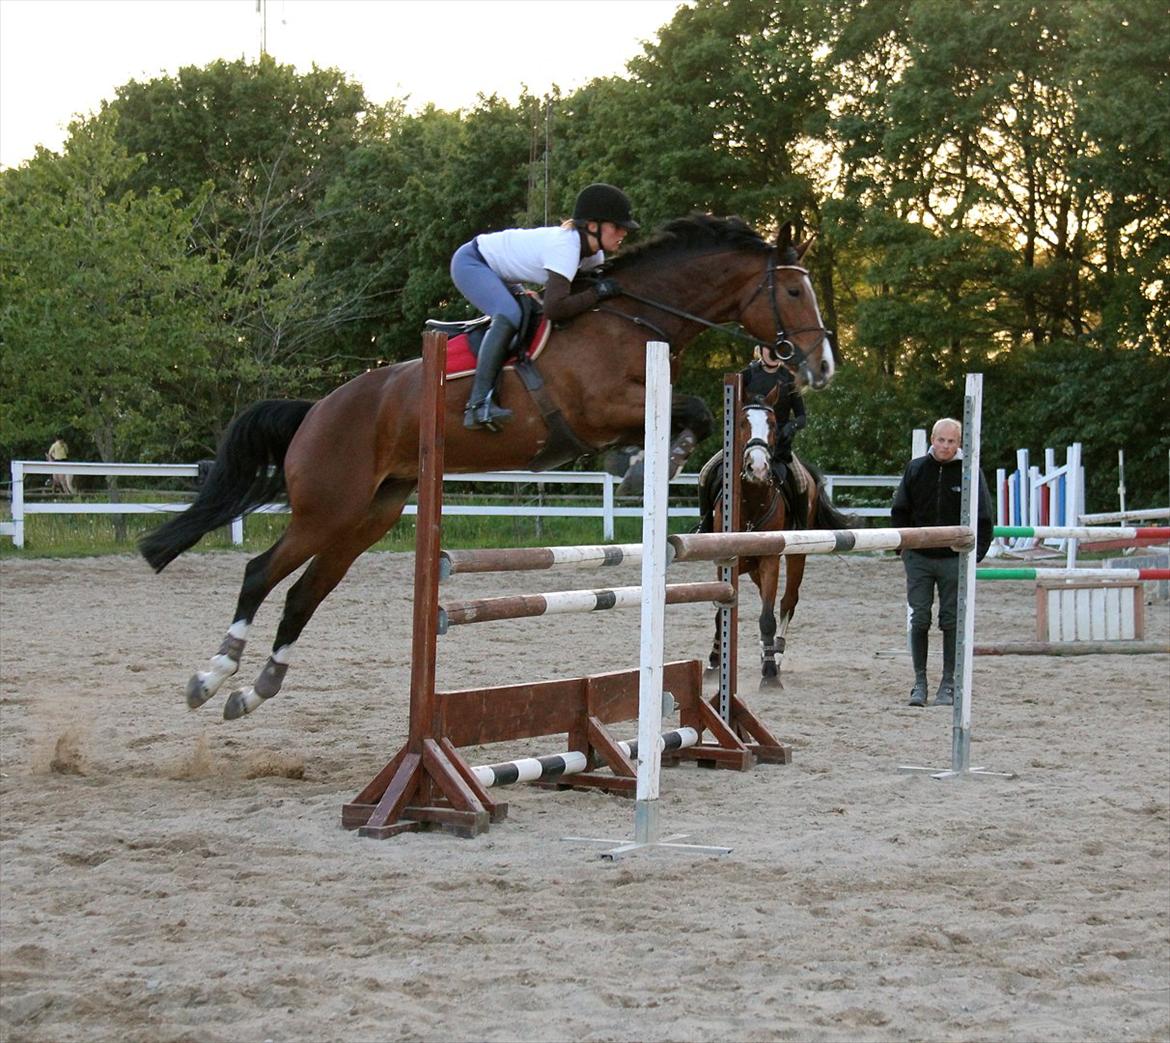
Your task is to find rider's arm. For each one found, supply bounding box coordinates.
[791,389,807,430]
[542,271,605,322]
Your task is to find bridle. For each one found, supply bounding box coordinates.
[739,402,783,531]
[741,403,776,471]
[608,247,835,374]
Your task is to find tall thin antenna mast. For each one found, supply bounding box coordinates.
[256,0,268,57]
[543,97,552,226]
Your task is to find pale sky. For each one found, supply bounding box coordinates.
[0,0,688,170]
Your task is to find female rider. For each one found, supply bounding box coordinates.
[450,183,639,430]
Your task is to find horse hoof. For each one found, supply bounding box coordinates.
[185,674,218,709]
[223,688,264,720]
[759,674,783,691]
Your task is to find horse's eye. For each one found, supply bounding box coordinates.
[786,287,800,298]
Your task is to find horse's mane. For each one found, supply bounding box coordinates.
[604,213,772,274]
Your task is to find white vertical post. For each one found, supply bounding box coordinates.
[602,474,615,542]
[912,428,927,460]
[952,373,982,773]
[1117,449,1126,518]
[11,461,25,548]
[1066,442,1082,568]
[231,517,245,546]
[1016,449,1030,534]
[633,341,672,844]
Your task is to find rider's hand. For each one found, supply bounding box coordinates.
[780,421,798,442]
[594,278,622,301]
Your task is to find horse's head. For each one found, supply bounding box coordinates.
[740,402,777,486]
[738,223,837,391]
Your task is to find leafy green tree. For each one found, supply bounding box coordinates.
[1069,0,1170,352]
[0,119,227,464]
[104,57,390,404]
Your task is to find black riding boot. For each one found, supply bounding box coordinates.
[908,628,929,707]
[695,460,723,533]
[935,627,957,705]
[464,315,517,431]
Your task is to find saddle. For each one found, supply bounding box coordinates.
[423,293,594,468]
[425,293,550,377]
[698,452,812,534]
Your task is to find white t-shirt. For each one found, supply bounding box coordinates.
[475,226,604,285]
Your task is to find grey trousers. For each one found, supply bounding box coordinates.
[903,549,959,631]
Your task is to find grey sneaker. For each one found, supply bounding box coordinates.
[909,679,928,707]
[934,679,955,706]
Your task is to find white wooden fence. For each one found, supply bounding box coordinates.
[2,460,900,549]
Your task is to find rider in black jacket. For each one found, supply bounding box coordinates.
[696,351,806,532]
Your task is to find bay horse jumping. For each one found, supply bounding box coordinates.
[703,397,851,689]
[140,215,837,719]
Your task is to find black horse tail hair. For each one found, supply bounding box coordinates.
[139,399,315,573]
[805,459,857,531]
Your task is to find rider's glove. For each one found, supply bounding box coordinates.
[780,421,798,442]
[594,278,623,301]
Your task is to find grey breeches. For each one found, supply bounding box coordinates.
[450,241,523,327]
[902,549,959,631]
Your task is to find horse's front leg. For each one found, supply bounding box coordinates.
[754,558,783,690]
[667,393,714,476]
[616,393,714,495]
[770,554,807,687]
[707,604,722,676]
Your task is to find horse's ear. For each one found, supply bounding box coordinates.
[795,232,817,262]
[775,222,793,253]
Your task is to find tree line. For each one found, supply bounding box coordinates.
[1,0,1166,508]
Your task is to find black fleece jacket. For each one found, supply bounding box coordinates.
[890,452,994,560]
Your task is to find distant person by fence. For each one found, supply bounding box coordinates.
[46,436,75,495]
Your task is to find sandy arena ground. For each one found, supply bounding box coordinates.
[1,549,1167,1042]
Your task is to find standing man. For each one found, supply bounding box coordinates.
[891,417,992,707]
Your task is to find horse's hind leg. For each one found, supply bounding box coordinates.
[185,534,317,709]
[223,481,414,720]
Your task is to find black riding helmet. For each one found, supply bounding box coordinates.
[572,183,640,230]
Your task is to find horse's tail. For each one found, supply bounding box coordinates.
[803,458,856,531]
[139,399,315,572]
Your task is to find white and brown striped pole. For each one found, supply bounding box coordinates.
[667,524,975,563]
[437,580,734,632]
[440,543,645,577]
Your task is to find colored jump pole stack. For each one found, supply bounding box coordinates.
[899,373,1013,782]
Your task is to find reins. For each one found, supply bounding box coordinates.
[608,249,832,368]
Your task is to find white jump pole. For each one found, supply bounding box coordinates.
[632,339,672,842]
[569,341,731,859]
[900,373,1013,781]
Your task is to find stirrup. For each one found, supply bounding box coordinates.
[464,396,512,432]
